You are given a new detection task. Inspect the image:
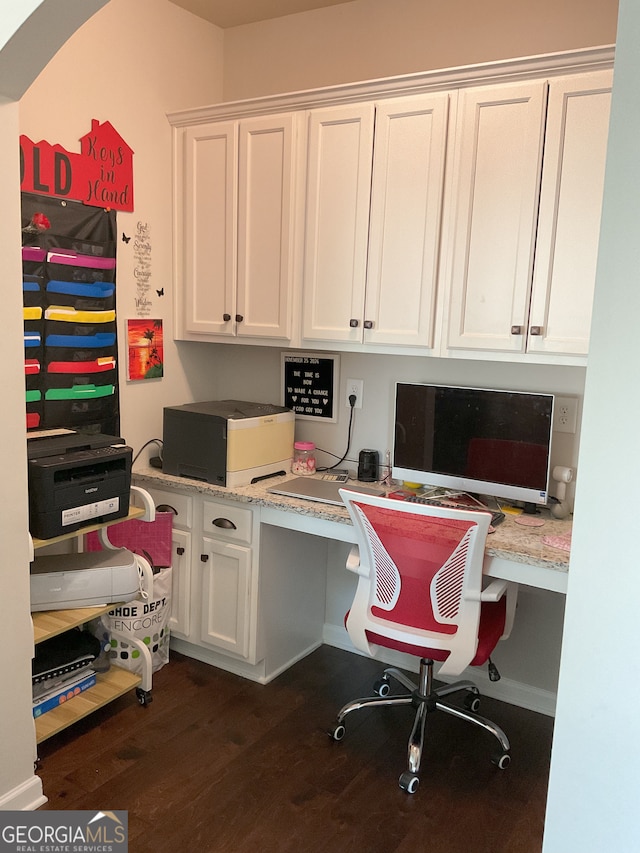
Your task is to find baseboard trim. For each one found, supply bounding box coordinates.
[322,624,556,717]
[0,775,47,811]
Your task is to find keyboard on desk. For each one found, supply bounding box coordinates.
[403,494,506,527]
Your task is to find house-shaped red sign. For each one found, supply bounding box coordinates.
[20,119,134,212]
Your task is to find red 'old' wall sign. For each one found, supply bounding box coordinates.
[20,119,134,212]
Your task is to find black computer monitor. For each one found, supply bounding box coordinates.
[392,382,554,507]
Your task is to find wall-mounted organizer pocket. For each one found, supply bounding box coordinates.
[46,280,115,311]
[22,247,46,278]
[43,384,116,429]
[46,251,116,284]
[45,357,116,390]
[25,386,42,429]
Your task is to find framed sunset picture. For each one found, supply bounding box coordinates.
[127,319,164,380]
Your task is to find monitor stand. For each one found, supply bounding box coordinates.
[522,502,541,515]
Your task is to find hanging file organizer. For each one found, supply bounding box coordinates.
[21,194,119,435]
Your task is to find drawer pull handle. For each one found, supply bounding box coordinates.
[510,325,523,335]
[176,546,185,556]
[235,314,244,323]
[363,320,374,329]
[223,313,231,322]
[212,517,237,530]
[349,318,359,328]
[156,503,178,515]
[200,554,209,563]
[529,325,543,336]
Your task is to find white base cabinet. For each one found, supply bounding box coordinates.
[138,481,327,684]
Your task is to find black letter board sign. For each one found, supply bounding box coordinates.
[281,353,338,422]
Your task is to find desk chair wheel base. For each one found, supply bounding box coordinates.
[328,722,346,742]
[399,771,420,794]
[373,677,391,697]
[136,687,153,707]
[464,693,481,713]
[492,751,511,770]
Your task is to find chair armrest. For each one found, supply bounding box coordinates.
[346,545,361,573]
[480,579,518,641]
[480,578,509,602]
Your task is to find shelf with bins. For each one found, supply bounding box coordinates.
[31,502,154,744]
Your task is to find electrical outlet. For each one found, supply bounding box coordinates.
[553,396,578,434]
[345,378,363,409]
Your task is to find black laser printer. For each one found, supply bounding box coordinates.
[27,430,132,540]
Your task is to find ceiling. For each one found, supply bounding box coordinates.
[169,0,352,29]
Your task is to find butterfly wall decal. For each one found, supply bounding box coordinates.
[156,288,164,297]
[122,232,131,243]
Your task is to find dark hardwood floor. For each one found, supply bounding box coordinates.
[36,647,553,853]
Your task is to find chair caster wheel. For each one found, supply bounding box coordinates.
[399,771,420,794]
[136,688,153,706]
[464,693,481,712]
[373,678,391,697]
[328,722,346,742]
[492,752,511,770]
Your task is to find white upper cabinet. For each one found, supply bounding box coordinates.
[302,103,375,344]
[444,80,547,354]
[365,94,450,347]
[170,49,613,362]
[302,93,450,349]
[443,72,612,361]
[527,71,612,357]
[177,113,296,342]
[182,120,237,338]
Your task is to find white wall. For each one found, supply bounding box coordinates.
[223,0,619,100]
[19,0,226,459]
[543,1,640,850]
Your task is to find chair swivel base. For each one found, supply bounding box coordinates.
[328,657,511,794]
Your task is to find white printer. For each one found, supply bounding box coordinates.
[162,399,295,487]
[30,548,140,611]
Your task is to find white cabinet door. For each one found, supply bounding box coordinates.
[302,103,375,342]
[446,81,547,353]
[168,528,191,640]
[179,115,296,342]
[365,93,450,347]
[527,71,612,356]
[183,121,237,337]
[237,114,295,339]
[199,536,252,658]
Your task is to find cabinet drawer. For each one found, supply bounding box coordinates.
[201,499,252,544]
[143,487,193,530]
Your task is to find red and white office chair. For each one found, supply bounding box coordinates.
[328,489,518,794]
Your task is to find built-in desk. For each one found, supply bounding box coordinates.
[132,468,570,715]
[133,468,570,593]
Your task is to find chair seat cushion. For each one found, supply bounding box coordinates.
[359,596,507,667]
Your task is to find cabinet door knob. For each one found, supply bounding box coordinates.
[200,553,209,563]
[363,320,374,329]
[529,325,543,336]
[235,314,244,323]
[176,546,185,556]
[510,325,523,335]
[212,517,237,530]
[349,318,359,328]
[223,313,231,322]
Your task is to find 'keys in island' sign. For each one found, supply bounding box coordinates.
[20,119,134,211]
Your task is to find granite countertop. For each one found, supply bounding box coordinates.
[133,467,572,574]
